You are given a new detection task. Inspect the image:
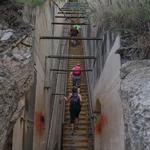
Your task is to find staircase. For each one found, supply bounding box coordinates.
[62,38,93,150]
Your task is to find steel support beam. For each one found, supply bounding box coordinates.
[58,12,84,14]
[50,69,92,72]
[52,22,89,25]
[52,93,65,96]
[55,16,87,18]
[46,55,96,59]
[40,36,102,40]
[59,9,81,12]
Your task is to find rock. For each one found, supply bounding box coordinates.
[0,29,14,41]
[0,67,19,150]
[120,60,150,150]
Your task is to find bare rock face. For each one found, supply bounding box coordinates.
[0,35,34,149]
[0,67,19,150]
[0,1,34,148]
[120,60,150,150]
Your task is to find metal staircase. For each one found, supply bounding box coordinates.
[62,39,94,150]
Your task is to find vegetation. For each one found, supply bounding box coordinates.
[16,0,45,6]
[88,0,150,60]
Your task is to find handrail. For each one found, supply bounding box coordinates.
[81,26,95,139]
[45,25,70,150]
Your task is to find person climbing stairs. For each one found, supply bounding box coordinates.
[62,33,93,150]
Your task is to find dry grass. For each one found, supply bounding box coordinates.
[87,0,150,60]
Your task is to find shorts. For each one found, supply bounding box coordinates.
[72,75,81,87]
[70,105,81,123]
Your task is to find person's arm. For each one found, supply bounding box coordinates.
[64,93,72,102]
[78,94,82,105]
[70,71,72,79]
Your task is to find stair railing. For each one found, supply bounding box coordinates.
[46,25,70,150]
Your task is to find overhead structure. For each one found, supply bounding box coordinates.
[50,69,93,72]
[55,16,87,18]
[46,55,96,60]
[51,22,89,25]
[58,11,84,14]
[40,36,102,40]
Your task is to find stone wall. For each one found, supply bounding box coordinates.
[120,60,150,150]
[0,35,34,150]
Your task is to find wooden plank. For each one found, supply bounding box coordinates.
[40,36,102,40]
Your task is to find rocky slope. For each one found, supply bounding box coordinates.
[0,0,34,149]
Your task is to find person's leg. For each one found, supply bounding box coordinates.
[70,110,75,135]
[76,77,81,93]
[74,109,80,129]
[75,118,79,129]
[72,76,76,86]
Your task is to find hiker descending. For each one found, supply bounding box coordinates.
[64,86,82,135]
[70,26,79,46]
[70,64,81,92]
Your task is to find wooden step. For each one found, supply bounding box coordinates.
[63,126,88,131]
[63,146,89,150]
[65,111,87,115]
[63,143,88,149]
[63,129,88,135]
[64,120,90,125]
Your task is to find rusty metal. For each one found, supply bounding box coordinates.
[58,12,84,14]
[52,22,89,25]
[55,16,87,18]
[52,93,65,96]
[46,55,96,59]
[40,36,102,40]
[50,69,92,72]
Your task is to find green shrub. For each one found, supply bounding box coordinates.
[100,0,150,34]
[16,0,45,6]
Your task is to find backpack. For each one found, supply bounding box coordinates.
[70,93,80,106]
[72,65,81,76]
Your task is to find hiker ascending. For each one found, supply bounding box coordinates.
[70,64,81,92]
[70,26,79,46]
[64,86,82,135]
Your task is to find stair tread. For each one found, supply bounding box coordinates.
[62,39,93,150]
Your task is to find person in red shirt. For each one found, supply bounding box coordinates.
[70,64,81,92]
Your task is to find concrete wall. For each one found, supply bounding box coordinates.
[12,98,25,150]
[32,1,67,150]
[82,16,124,149]
[94,36,124,150]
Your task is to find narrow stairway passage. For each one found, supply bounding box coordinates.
[62,33,93,150]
